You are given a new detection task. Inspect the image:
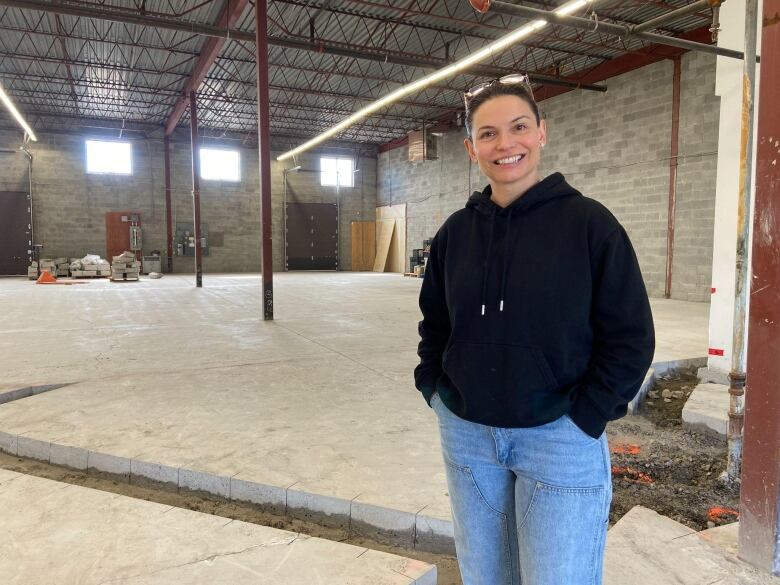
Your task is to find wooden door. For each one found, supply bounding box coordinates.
[105,211,141,261]
[0,191,32,275]
[286,202,338,270]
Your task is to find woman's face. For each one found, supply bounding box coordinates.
[464,94,547,196]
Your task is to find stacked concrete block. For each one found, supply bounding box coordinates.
[39,259,57,276]
[54,258,70,277]
[111,251,140,282]
[70,255,110,278]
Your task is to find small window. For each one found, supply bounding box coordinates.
[201,148,240,182]
[320,157,354,187]
[86,140,132,175]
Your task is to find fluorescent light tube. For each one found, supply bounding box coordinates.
[0,82,37,142]
[277,0,594,161]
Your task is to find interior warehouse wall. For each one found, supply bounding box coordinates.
[0,130,377,273]
[377,51,719,302]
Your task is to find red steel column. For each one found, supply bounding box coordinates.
[739,0,780,573]
[164,136,174,273]
[189,91,203,288]
[256,0,273,320]
[664,56,681,299]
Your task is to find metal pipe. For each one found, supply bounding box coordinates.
[283,169,289,272]
[665,56,681,299]
[484,0,746,60]
[724,0,759,485]
[20,145,34,264]
[256,0,274,320]
[632,0,711,34]
[189,91,203,288]
[0,0,605,92]
[164,136,174,273]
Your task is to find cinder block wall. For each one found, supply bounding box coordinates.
[377,51,719,301]
[0,129,377,272]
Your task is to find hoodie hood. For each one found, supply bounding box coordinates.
[466,172,578,216]
[466,173,580,316]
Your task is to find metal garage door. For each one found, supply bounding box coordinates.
[286,202,338,270]
[0,191,32,276]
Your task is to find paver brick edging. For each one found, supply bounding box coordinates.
[0,437,456,554]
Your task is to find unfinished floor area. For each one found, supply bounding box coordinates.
[0,273,710,545]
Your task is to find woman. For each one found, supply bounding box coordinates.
[415,74,655,585]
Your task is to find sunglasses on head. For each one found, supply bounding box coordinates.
[463,73,535,108]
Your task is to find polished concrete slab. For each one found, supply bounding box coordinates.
[604,506,778,584]
[0,468,436,585]
[0,273,710,549]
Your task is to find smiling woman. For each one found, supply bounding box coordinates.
[414,76,656,585]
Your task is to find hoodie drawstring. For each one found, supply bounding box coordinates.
[498,208,514,312]
[481,208,514,316]
[480,208,496,316]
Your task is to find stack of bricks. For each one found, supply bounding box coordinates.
[54,258,70,277]
[71,258,111,278]
[39,259,57,277]
[111,252,140,282]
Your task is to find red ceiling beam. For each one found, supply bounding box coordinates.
[163,0,251,136]
[533,26,713,102]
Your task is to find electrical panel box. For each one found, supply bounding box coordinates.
[174,223,209,257]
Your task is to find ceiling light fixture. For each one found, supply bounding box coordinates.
[0,82,37,142]
[277,0,594,161]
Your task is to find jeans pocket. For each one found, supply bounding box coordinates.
[562,414,599,443]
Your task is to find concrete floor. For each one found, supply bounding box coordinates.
[605,506,779,584]
[0,469,436,584]
[0,273,710,550]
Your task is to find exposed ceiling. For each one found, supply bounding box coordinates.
[0,0,720,148]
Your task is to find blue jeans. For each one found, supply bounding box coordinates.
[431,392,611,585]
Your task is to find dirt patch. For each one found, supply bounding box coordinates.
[607,372,739,530]
[0,452,462,585]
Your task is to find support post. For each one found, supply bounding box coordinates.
[256,0,273,319]
[164,136,174,273]
[724,0,759,484]
[739,0,780,573]
[189,91,203,288]
[665,56,681,299]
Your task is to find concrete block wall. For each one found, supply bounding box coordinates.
[673,51,720,301]
[0,129,377,273]
[377,51,719,302]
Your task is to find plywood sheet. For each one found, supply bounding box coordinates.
[350,221,375,271]
[376,205,406,273]
[372,220,395,272]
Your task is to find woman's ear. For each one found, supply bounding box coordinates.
[463,137,478,162]
[538,119,548,148]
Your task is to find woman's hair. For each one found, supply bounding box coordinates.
[464,83,541,139]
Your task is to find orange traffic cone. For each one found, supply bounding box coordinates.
[36,270,58,284]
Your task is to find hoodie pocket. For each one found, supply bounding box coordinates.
[442,341,560,422]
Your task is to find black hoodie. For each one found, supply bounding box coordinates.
[414,173,655,438]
